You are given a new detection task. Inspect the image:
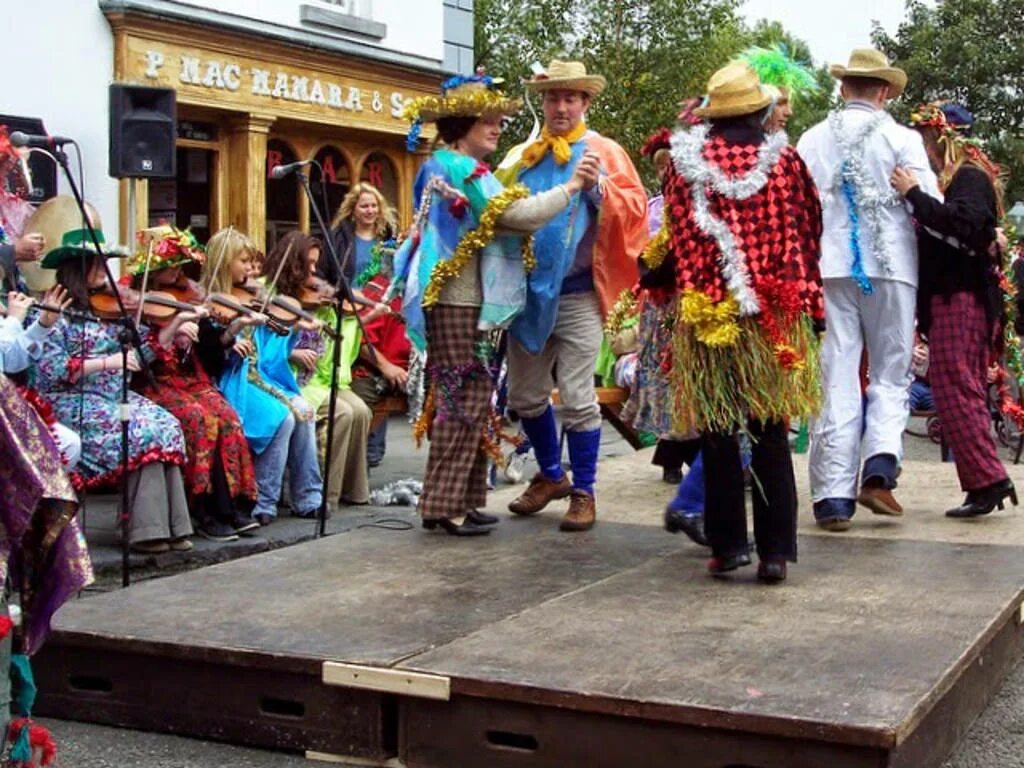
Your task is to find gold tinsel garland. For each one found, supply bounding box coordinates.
[604,289,639,336]
[421,184,535,308]
[403,90,522,123]
[640,217,671,270]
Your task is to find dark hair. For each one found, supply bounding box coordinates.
[263,231,322,298]
[56,254,102,312]
[435,116,478,145]
[711,105,771,131]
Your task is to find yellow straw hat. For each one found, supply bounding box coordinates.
[693,63,774,119]
[829,48,907,98]
[525,60,607,97]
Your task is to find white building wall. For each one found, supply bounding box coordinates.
[5,1,119,237]
[0,0,447,242]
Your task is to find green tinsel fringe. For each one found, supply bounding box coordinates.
[669,315,821,434]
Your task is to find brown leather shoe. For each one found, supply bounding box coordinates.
[559,490,596,532]
[856,486,904,516]
[508,472,571,516]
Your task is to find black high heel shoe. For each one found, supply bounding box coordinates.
[945,479,1018,518]
[421,517,491,536]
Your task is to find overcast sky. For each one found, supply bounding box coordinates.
[740,0,913,67]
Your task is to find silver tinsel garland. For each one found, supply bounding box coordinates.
[827,110,902,278]
[669,124,788,316]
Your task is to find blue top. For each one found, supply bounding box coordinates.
[353,235,375,278]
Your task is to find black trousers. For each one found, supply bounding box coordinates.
[702,419,797,562]
[651,437,701,470]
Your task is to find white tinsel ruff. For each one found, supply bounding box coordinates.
[669,125,788,316]
[827,110,902,277]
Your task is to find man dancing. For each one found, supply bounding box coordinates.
[499,59,648,531]
[798,48,940,531]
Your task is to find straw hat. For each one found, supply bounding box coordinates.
[829,48,907,98]
[126,224,206,276]
[525,60,606,97]
[693,63,774,119]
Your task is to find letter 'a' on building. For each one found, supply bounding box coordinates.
[5,1,472,254]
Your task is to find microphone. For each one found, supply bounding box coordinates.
[9,131,74,149]
[270,159,315,180]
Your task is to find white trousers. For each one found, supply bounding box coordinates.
[809,278,916,501]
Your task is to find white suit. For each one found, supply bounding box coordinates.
[797,101,940,502]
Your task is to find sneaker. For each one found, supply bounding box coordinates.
[169,537,194,552]
[197,522,239,543]
[254,513,273,526]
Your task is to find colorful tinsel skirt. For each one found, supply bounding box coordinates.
[668,313,821,436]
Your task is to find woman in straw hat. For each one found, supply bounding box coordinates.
[645,62,824,582]
[797,48,940,531]
[392,71,598,536]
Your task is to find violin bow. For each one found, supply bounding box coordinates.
[260,241,295,314]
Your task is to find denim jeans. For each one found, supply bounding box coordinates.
[252,398,323,518]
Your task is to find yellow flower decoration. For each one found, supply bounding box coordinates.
[641,218,670,270]
[422,184,534,308]
[680,290,741,347]
[403,89,522,123]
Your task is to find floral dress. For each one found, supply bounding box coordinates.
[135,321,257,503]
[31,315,186,490]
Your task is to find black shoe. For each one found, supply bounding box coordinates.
[707,552,752,575]
[422,517,491,536]
[197,522,239,543]
[232,515,260,535]
[661,466,683,485]
[254,513,273,527]
[946,479,1018,518]
[757,559,787,584]
[663,506,708,546]
[466,510,499,526]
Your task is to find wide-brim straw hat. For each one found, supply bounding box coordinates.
[693,63,774,119]
[406,80,521,124]
[126,224,206,276]
[829,48,907,98]
[525,60,607,97]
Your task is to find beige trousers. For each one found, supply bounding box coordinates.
[317,389,372,504]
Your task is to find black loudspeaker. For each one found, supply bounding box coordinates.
[0,114,58,203]
[109,84,176,179]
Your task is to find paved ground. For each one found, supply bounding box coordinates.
[41,415,1024,766]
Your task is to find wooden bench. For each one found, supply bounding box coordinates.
[371,386,642,449]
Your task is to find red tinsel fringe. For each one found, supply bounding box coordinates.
[6,719,57,767]
[70,448,186,492]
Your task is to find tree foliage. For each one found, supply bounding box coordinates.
[873,0,1024,203]
[474,0,834,188]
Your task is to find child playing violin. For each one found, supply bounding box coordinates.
[200,227,323,525]
[274,231,371,508]
[31,226,192,555]
[128,225,259,542]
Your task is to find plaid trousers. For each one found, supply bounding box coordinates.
[928,292,1007,491]
[418,305,491,520]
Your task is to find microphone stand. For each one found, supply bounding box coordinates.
[53,145,153,588]
[294,169,378,538]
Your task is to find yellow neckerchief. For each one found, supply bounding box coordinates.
[520,122,588,169]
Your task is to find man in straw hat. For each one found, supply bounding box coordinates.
[642,62,823,582]
[798,48,940,532]
[498,59,648,533]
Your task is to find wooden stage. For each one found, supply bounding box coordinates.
[35,451,1024,767]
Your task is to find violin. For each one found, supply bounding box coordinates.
[88,284,141,320]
